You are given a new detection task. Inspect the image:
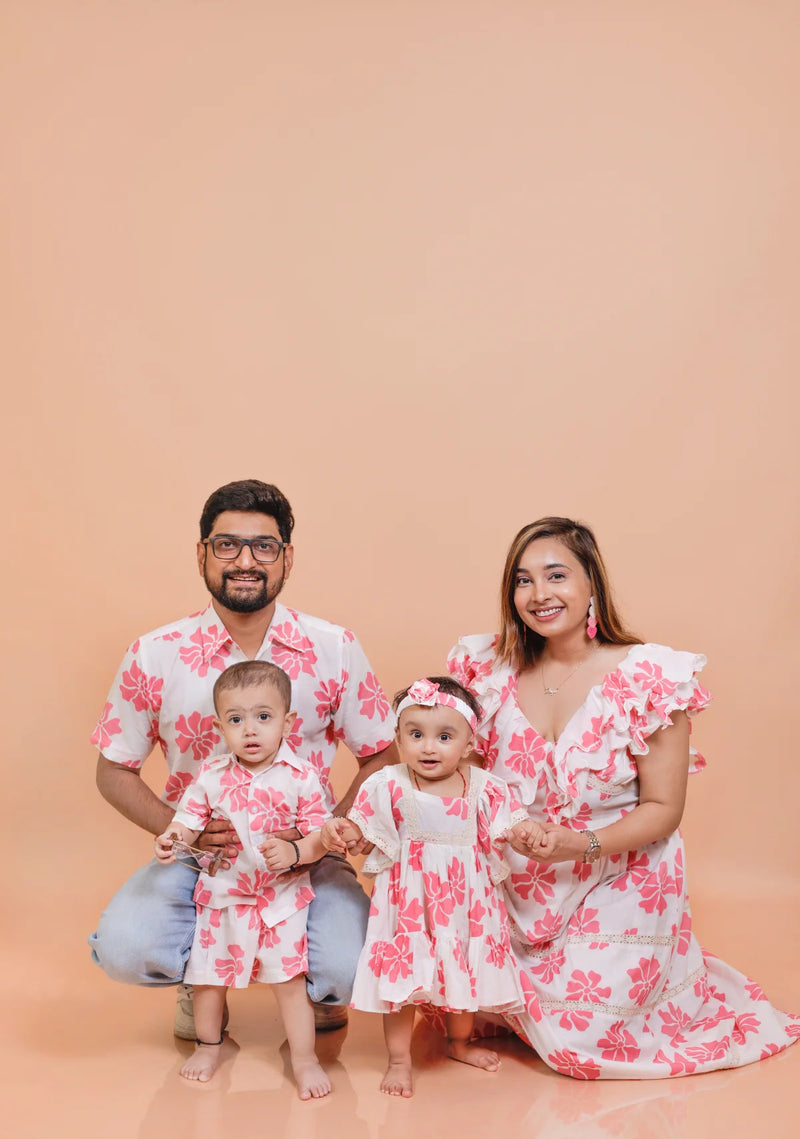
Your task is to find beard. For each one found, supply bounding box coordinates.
[204,566,286,614]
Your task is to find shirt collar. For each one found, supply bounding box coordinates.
[198,603,235,654]
[197,601,304,663]
[265,603,315,659]
[271,739,306,772]
[224,741,306,780]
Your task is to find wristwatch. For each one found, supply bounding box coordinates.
[582,830,602,864]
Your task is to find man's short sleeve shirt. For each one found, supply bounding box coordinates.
[91,602,395,812]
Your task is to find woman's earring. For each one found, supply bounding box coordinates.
[587,597,598,639]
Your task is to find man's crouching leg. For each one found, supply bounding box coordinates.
[305,854,369,1031]
[89,858,199,1037]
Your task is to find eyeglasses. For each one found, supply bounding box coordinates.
[204,535,287,563]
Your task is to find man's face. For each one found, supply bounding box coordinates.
[197,511,293,615]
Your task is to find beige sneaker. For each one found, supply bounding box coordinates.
[174,982,229,1040]
[313,1003,348,1032]
[174,982,196,1040]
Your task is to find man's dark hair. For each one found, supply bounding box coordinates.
[199,480,295,544]
[213,661,292,714]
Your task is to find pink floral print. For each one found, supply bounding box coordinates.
[349,765,527,1016]
[357,672,392,721]
[174,711,219,762]
[120,660,164,713]
[90,702,122,750]
[175,744,329,989]
[447,635,800,1077]
[92,602,395,817]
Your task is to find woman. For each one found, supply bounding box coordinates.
[448,517,798,1078]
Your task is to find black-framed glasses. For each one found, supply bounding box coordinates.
[204,535,287,563]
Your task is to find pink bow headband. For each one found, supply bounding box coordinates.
[395,679,478,732]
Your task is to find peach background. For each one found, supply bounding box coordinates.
[3,1,799,1133]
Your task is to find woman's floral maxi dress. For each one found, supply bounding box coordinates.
[348,764,527,1015]
[448,638,800,1078]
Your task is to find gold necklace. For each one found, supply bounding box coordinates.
[411,767,467,796]
[541,652,594,696]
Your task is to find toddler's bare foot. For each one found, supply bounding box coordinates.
[180,1041,223,1082]
[381,1058,414,1097]
[447,1039,500,1071]
[293,1056,331,1100]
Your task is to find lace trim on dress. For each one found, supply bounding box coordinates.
[397,764,479,846]
[537,963,706,1018]
[567,931,678,948]
[513,929,678,959]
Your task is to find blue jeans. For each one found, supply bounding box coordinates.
[88,854,369,1005]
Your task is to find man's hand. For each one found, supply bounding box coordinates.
[194,816,240,870]
[321,817,363,854]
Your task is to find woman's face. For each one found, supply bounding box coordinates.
[513,537,592,640]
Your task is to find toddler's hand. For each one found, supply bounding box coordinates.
[154,829,178,864]
[503,819,546,857]
[260,836,298,872]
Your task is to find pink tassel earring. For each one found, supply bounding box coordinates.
[587,597,597,639]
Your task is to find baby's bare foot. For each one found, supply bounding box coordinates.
[293,1057,331,1100]
[180,1042,223,1082]
[381,1058,414,1097]
[447,1039,500,1071]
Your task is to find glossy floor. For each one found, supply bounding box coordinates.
[6,894,800,1139]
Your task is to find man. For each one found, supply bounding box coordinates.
[90,479,396,1036]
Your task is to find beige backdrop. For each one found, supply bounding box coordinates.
[3,0,798,1030]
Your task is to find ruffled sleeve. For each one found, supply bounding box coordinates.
[348,768,401,876]
[447,634,512,758]
[546,644,711,820]
[612,644,710,769]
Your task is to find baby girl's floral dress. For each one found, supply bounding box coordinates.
[448,638,800,1078]
[348,764,528,1015]
[172,742,329,988]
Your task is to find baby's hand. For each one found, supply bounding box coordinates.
[502,819,546,857]
[260,836,298,872]
[321,817,359,854]
[154,829,179,864]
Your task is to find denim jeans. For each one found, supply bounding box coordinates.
[88,853,369,1005]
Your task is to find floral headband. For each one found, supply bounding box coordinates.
[395,678,478,733]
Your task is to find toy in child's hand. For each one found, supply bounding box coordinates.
[168,837,225,877]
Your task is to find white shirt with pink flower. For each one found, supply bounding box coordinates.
[91,602,396,815]
[447,638,800,1078]
[174,743,328,988]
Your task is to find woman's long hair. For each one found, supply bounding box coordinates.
[495,517,641,670]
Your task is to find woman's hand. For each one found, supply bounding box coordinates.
[522,823,590,864]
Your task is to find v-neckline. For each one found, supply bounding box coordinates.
[511,645,638,749]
